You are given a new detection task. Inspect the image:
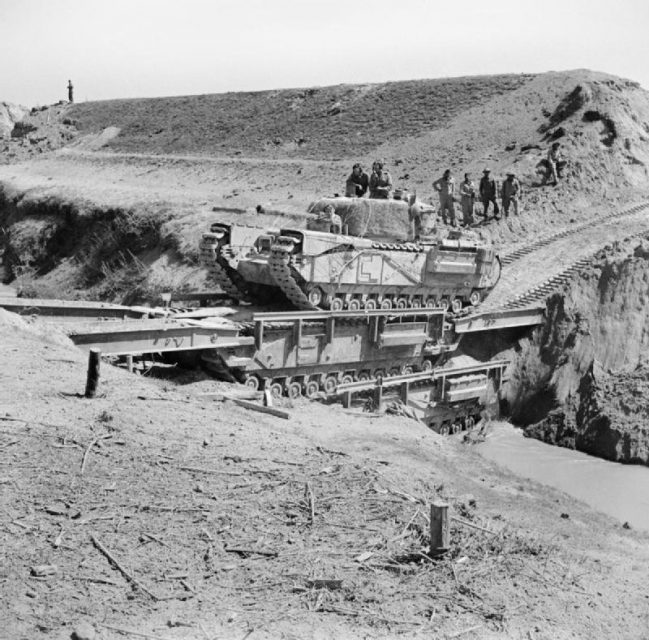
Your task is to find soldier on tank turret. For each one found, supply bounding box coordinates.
[369,161,392,199]
[345,163,369,198]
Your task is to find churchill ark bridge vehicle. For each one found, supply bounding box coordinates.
[201,308,457,398]
[235,226,501,312]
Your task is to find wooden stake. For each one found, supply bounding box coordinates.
[85,349,101,398]
[430,501,449,555]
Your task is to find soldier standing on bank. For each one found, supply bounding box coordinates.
[67,80,74,103]
[501,172,522,217]
[479,168,499,220]
[432,169,456,226]
[459,173,476,226]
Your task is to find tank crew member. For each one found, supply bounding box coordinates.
[345,163,369,198]
[369,160,392,199]
[479,168,499,220]
[501,172,522,217]
[547,142,565,185]
[432,169,456,226]
[459,173,476,226]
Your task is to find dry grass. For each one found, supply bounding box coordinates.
[67,75,534,159]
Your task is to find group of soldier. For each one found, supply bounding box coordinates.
[432,167,521,227]
[344,142,565,229]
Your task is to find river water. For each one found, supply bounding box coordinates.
[476,423,649,532]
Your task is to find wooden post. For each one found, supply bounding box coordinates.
[342,390,352,409]
[85,349,101,398]
[126,355,134,373]
[399,381,410,404]
[373,378,383,411]
[430,501,449,556]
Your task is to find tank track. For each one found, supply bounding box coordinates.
[200,240,250,301]
[268,246,318,311]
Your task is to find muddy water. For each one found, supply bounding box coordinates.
[476,423,649,531]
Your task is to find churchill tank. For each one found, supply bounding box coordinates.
[236,225,501,312]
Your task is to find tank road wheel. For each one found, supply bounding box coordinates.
[389,367,402,377]
[469,291,482,306]
[373,368,386,381]
[425,297,437,308]
[438,297,450,311]
[363,298,377,310]
[348,298,361,311]
[330,297,344,311]
[403,365,414,375]
[243,374,260,391]
[358,371,371,381]
[269,382,284,399]
[323,375,338,395]
[420,359,433,372]
[307,286,324,307]
[396,297,408,309]
[440,422,450,436]
[451,297,463,314]
[305,379,320,399]
[287,381,302,399]
[380,298,393,310]
[410,298,422,309]
[341,373,354,385]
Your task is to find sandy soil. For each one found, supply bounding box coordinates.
[2,311,649,640]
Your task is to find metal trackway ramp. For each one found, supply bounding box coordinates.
[453,306,545,334]
[70,321,253,356]
[0,297,150,321]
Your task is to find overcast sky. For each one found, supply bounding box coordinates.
[1,0,647,106]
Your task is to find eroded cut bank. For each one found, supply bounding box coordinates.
[464,238,649,464]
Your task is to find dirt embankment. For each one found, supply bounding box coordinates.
[462,239,649,464]
[2,309,649,640]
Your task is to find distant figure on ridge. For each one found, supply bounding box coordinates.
[501,172,522,217]
[67,80,74,103]
[432,169,456,226]
[369,161,392,199]
[459,173,476,226]
[479,168,499,220]
[546,141,565,185]
[345,163,369,198]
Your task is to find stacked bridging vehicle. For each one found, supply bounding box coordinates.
[197,197,508,433]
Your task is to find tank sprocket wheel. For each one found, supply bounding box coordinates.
[451,298,463,313]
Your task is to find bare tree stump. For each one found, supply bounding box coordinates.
[85,349,101,398]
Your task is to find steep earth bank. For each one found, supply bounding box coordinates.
[462,238,649,465]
